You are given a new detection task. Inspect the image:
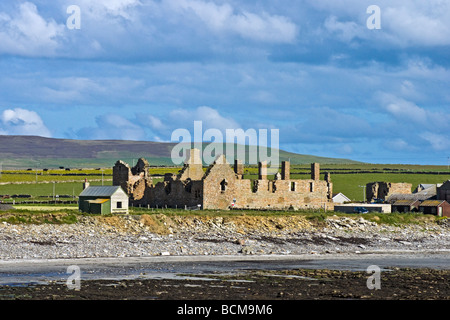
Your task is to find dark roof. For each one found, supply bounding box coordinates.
[419,200,448,207]
[0,204,15,211]
[79,186,124,197]
[439,180,450,189]
[387,185,437,203]
[387,193,435,202]
[392,200,420,206]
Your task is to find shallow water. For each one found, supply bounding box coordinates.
[1,253,449,287]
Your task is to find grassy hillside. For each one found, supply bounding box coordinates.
[0,135,360,169]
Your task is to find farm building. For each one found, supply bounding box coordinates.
[437,180,450,202]
[78,183,129,214]
[332,192,351,204]
[391,200,420,213]
[386,185,437,203]
[366,182,412,203]
[418,200,450,217]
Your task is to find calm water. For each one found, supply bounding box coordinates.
[1,253,449,286]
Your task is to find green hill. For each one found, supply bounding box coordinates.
[0,135,361,169]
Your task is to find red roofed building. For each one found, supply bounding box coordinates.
[418,200,450,217]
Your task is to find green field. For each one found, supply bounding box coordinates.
[329,173,449,201]
[0,181,111,202]
[242,164,450,201]
[1,164,449,203]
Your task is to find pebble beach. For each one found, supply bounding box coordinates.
[0,214,449,260]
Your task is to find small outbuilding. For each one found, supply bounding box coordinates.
[437,180,450,202]
[79,184,129,214]
[392,200,420,213]
[418,200,450,217]
[332,192,351,204]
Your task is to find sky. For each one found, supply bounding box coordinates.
[0,0,449,165]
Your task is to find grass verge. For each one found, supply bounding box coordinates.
[0,206,445,227]
[0,210,79,224]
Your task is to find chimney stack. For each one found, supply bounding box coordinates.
[281,161,290,180]
[311,163,320,180]
[258,161,267,180]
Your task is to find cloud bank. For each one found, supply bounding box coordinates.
[0,1,449,164]
[0,108,51,137]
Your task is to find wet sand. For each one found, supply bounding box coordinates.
[1,267,449,301]
[1,252,449,300]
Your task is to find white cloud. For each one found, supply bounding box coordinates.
[73,106,243,142]
[0,108,51,137]
[311,1,450,48]
[134,105,242,141]
[166,0,298,43]
[0,2,64,56]
[324,15,362,42]
[169,106,241,132]
[383,4,450,47]
[384,138,416,152]
[76,114,145,141]
[146,115,167,131]
[385,100,427,124]
[376,92,450,153]
[420,132,450,151]
[76,0,142,20]
[0,0,144,58]
[378,92,450,128]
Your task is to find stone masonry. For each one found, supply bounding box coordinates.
[113,149,334,210]
[112,158,152,202]
[366,181,412,202]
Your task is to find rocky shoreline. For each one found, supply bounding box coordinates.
[0,214,449,260]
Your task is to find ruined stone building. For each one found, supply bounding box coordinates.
[366,182,412,203]
[113,149,333,210]
[381,181,450,204]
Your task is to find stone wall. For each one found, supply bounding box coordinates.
[366,182,412,202]
[149,179,203,209]
[202,155,241,209]
[227,179,331,210]
[113,158,152,202]
[177,148,204,181]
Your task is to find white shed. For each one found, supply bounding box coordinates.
[79,185,129,214]
[332,192,351,204]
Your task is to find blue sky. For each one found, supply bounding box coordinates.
[0,0,449,165]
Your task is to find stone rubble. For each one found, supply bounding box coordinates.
[0,214,449,260]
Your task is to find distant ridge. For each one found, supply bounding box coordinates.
[0,135,361,169]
